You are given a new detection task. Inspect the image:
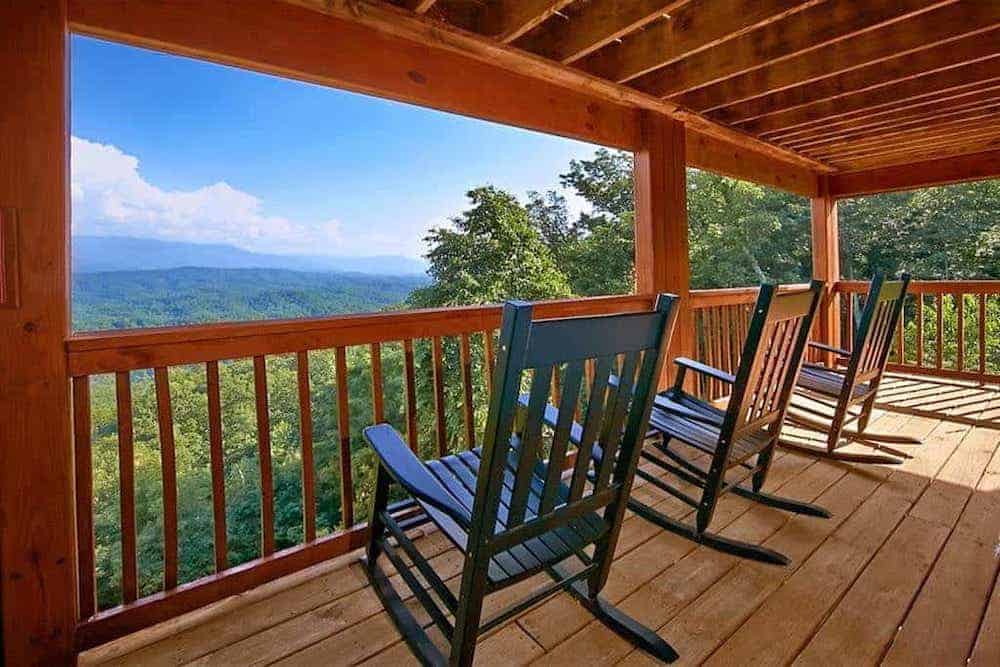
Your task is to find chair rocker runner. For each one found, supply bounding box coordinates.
[781,273,917,465]
[632,281,828,566]
[363,295,680,666]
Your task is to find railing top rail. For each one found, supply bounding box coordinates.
[835,279,1000,294]
[66,293,655,376]
[690,283,811,308]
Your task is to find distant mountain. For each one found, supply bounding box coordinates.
[73,267,427,330]
[73,236,428,275]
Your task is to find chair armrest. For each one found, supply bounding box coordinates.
[674,357,735,385]
[808,340,851,357]
[653,394,725,427]
[363,424,472,529]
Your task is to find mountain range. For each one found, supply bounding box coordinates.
[73,236,428,275]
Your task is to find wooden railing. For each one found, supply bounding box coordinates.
[67,293,654,649]
[836,280,1000,384]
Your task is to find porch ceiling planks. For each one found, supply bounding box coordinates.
[69,0,1000,192]
[386,0,1000,187]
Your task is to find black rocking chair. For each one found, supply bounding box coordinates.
[363,294,680,666]
[630,281,828,566]
[781,273,918,465]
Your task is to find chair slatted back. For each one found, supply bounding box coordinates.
[845,273,911,386]
[469,295,679,547]
[722,282,823,453]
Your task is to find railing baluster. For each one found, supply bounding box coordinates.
[296,352,317,543]
[253,356,275,556]
[956,293,965,372]
[721,304,732,379]
[484,329,495,395]
[335,346,355,527]
[431,336,447,457]
[916,294,924,367]
[897,297,905,364]
[73,376,96,618]
[370,343,385,424]
[459,332,476,448]
[403,339,418,453]
[154,367,178,590]
[935,293,943,369]
[115,371,138,603]
[206,361,228,571]
[979,294,987,377]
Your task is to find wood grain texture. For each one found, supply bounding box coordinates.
[0,1,77,661]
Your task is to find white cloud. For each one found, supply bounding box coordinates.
[70,136,427,257]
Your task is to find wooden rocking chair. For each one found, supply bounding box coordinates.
[630,281,828,566]
[363,295,680,666]
[781,273,917,465]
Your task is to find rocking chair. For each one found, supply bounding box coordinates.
[781,273,917,465]
[363,295,680,666]
[630,281,828,566]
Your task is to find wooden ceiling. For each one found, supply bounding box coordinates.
[389,0,1000,173]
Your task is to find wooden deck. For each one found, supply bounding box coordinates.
[79,374,1000,666]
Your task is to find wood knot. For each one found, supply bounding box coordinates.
[407,70,427,85]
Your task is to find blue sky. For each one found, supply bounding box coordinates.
[70,35,603,258]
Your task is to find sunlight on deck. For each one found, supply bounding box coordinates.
[79,375,1000,666]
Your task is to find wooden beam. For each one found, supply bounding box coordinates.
[828,149,1000,197]
[403,0,436,13]
[634,0,952,98]
[634,112,694,380]
[808,120,1000,160]
[788,104,1000,153]
[714,28,1000,127]
[575,0,811,83]
[70,0,642,150]
[743,58,1000,139]
[479,0,574,43]
[673,1,999,113]
[0,0,78,663]
[770,84,1000,146]
[686,129,819,197]
[810,179,840,363]
[819,128,1000,167]
[515,0,687,64]
[834,135,1000,172]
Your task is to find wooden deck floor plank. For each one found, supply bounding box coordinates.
[970,570,1000,665]
[623,463,895,667]
[791,515,952,666]
[536,456,849,666]
[884,425,1000,665]
[789,417,982,666]
[517,451,816,650]
[702,417,985,666]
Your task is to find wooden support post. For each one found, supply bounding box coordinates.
[634,111,692,387]
[811,176,842,366]
[0,1,78,663]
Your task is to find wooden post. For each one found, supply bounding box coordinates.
[634,111,693,385]
[811,175,841,365]
[0,1,78,663]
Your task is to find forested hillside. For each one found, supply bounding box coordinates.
[73,267,426,330]
[80,149,998,611]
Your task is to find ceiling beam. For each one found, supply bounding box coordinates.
[671,0,999,113]
[515,0,688,64]
[828,149,1000,196]
[402,0,436,13]
[711,27,1000,127]
[632,0,953,99]
[743,58,1000,139]
[686,129,819,196]
[479,0,575,43]
[785,103,1000,154]
[809,122,1000,162]
[829,134,1000,171]
[575,0,811,84]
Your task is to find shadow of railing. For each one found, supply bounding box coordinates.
[875,374,1000,430]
